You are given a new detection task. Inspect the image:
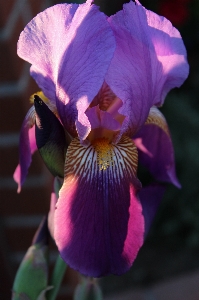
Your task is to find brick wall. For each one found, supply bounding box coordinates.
[0,1,78,299]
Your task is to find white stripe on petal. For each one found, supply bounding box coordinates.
[55,134,143,276]
[64,135,139,186]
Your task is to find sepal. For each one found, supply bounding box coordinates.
[134,107,181,188]
[13,106,36,193]
[34,95,71,178]
[54,136,144,276]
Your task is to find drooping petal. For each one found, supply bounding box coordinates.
[13,106,36,193]
[134,107,180,188]
[18,1,116,140]
[34,95,71,178]
[106,0,188,138]
[139,183,166,237]
[54,136,144,277]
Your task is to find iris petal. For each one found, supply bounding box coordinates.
[106,0,188,139]
[13,106,36,193]
[134,107,180,188]
[54,136,144,277]
[106,2,153,138]
[86,106,121,131]
[18,2,116,140]
[48,192,57,239]
[145,2,189,106]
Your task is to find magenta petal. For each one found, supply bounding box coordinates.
[13,107,36,192]
[139,184,166,236]
[134,115,180,188]
[54,137,144,277]
[18,2,115,140]
[48,192,57,239]
[106,1,188,137]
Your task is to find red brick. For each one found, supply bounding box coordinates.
[5,227,37,251]
[0,0,15,27]
[0,96,25,133]
[0,183,52,215]
[0,42,17,82]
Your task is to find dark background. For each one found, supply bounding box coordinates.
[0,0,198,299]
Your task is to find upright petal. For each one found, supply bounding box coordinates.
[86,106,121,131]
[17,4,79,104]
[106,0,188,138]
[54,136,144,277]
[145,2,189,106]
[134,107,180,188]
[18,2,116,140]
[106,1,153,138]
[13,106,36,193]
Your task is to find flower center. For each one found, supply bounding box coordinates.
[92,137,114,171]
[30,91,49,104]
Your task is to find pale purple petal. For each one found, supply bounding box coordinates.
[57,3,115,141]
[145,3,189,105]
[106,1,188,138]
[54,136,144,277]
[17,4,79,104]
[13,107,36,193]
[18,1,116,140]
[134,108,180,188]
[86,106,121,131]
[106,2,153,138]
[139,184,166,237]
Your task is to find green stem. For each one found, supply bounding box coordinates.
[46,255,67,300]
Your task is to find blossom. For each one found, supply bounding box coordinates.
[14,0,189,277]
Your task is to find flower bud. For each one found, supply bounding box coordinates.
[34,95,71,178]
[12,218,52,300]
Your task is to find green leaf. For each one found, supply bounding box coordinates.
[12,245,49,300]
[74,278,103,300]
[12,218,50,300]
[46,255,67,300]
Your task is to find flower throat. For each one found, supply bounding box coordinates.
[92,137,113,171]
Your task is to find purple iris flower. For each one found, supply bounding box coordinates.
[14,0,189,277]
